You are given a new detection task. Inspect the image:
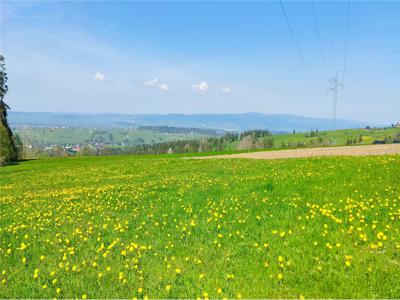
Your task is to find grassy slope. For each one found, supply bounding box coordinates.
[207,128,400,152]
[13,127,400,149]
[1,154,400,298]
[12,127,209,146]
[270,127,399,147]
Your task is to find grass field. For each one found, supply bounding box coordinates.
[13,126,400,149]
[270,127,400,147]
[12,127,210,146]
[1,154,400,298]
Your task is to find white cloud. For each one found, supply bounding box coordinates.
[159,83,169,91]
[144,78,169,91]
[94,71,105,81]
[192,81,209,93]
[144,78,159,87]
[222,87,230,94]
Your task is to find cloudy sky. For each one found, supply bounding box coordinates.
[1,1,399,124]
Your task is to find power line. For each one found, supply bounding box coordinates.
[342,0,350,92]
[311,0,330,81]
[279,0,323,94]
[327,0,336,71]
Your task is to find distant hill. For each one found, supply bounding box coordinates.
[9,111,374,132]
[137,126,223,136]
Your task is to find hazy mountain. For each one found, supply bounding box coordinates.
[9,111,374,132]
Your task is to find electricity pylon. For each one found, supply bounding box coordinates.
[328,70,342,131]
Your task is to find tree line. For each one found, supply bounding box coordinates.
[0,55,20,165]
[17,129,274,158]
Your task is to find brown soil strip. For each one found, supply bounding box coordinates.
[191,144,400,160]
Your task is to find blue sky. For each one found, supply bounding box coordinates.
[1,1,399,124]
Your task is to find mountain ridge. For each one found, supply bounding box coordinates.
[9,111,376,132]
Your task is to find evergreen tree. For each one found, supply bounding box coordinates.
[0,55,17,164]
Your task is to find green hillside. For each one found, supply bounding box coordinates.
[270,127,400,148]
[12,127,212,146]
[1,154,400,298]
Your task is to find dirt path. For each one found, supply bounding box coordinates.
[192,144,400,160]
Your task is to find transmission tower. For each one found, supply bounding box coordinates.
[328,70,342,131]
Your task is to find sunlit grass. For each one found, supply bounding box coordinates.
[1,154,399,298]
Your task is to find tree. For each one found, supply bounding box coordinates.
[0,55,17,164]
[14,133,23,159]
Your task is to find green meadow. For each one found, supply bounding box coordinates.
[1,154,400,298]
[12,127,210,146]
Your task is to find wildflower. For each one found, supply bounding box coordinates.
[175,268,182,274]
[82,294,87,299]
[277,273,283,280]
[165,285,172,292]
[33,268,39,279]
